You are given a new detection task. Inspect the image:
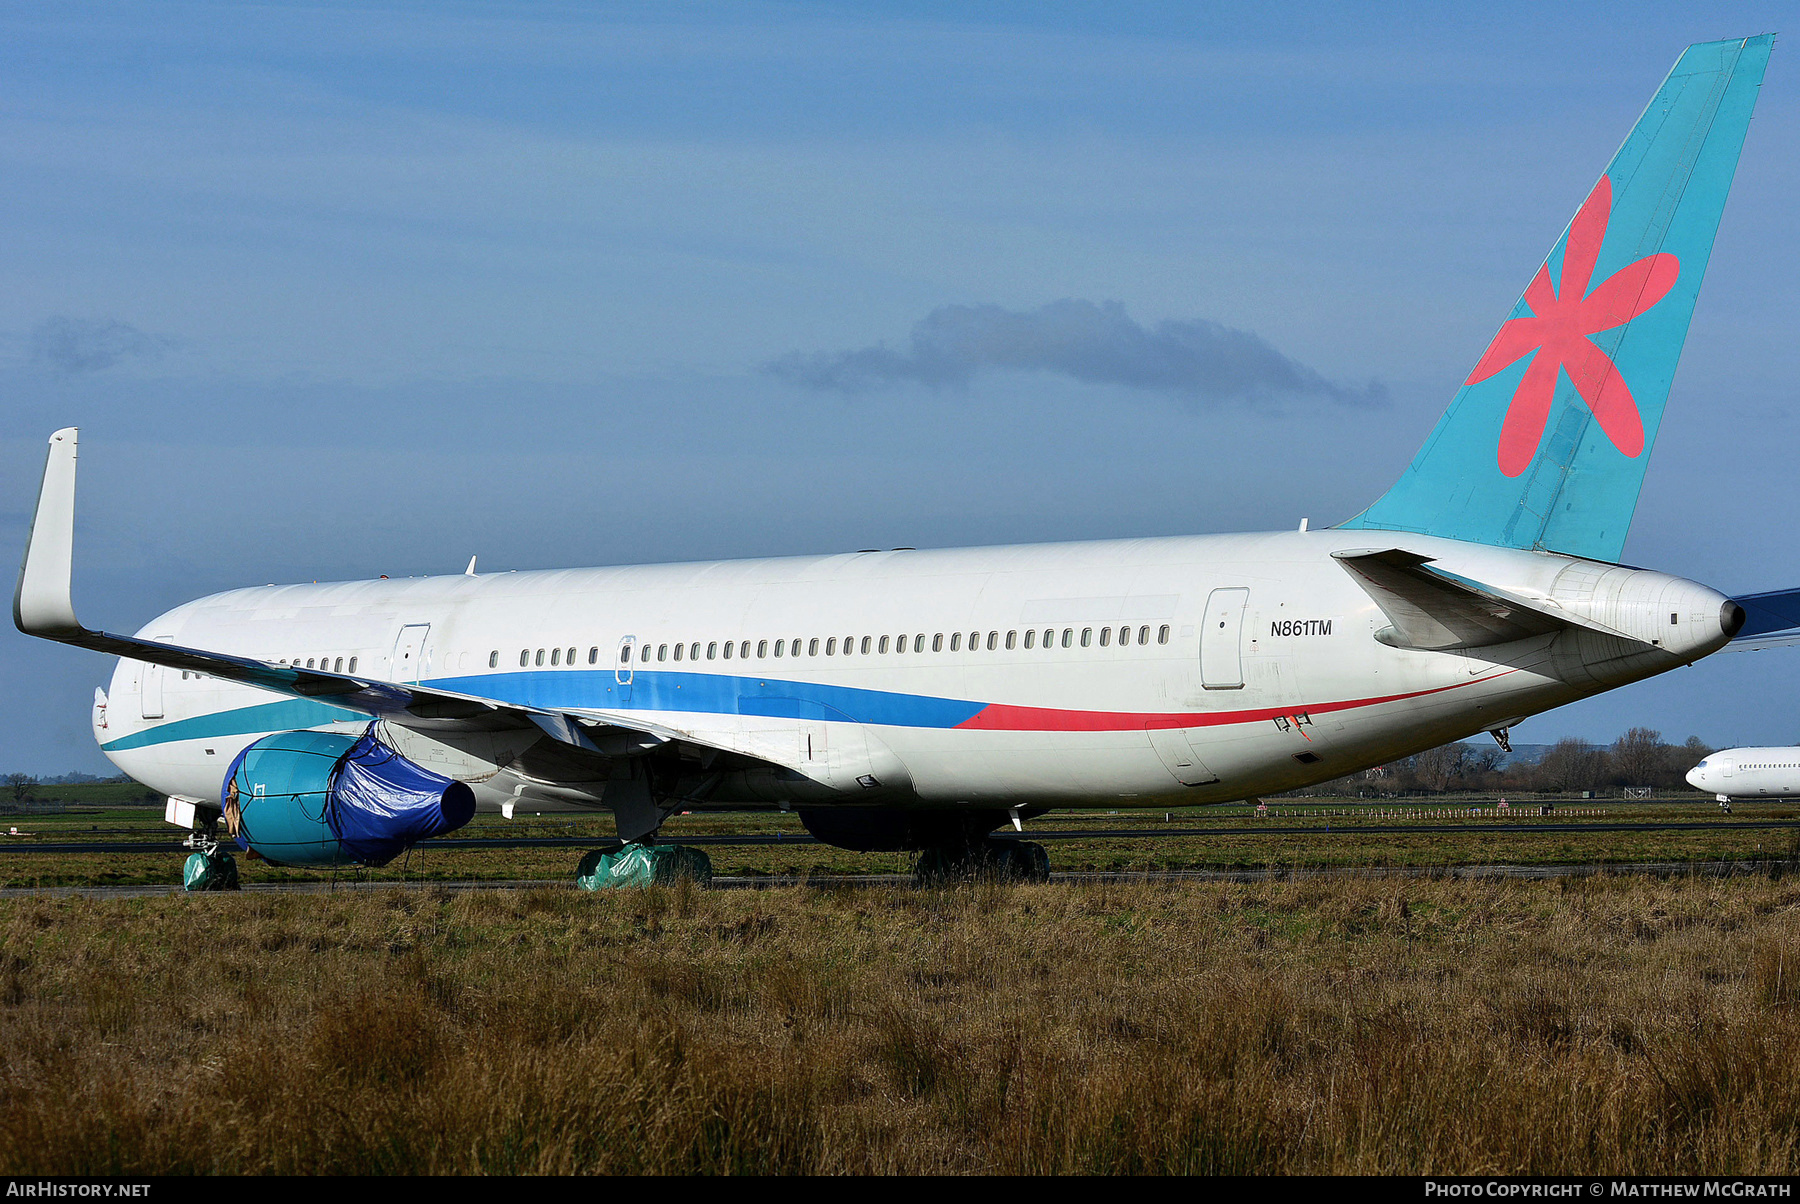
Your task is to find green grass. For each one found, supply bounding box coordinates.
[6,874,1800,1173]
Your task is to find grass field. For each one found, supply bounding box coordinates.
[5,872,1800,1173]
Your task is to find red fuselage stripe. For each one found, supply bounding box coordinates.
[952,671,1517,732]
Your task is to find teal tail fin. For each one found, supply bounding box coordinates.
[1340,35,1773,562]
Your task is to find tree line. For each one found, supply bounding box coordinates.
[1290,728,1717,797]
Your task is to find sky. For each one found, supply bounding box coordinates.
[3,1,1799,774]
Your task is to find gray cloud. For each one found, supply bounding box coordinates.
[765,299,1384,406]
[30,317,170,375]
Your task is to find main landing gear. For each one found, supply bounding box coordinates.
[575,842,713,890]
[574,756,714,890]
[914,837,1051,885]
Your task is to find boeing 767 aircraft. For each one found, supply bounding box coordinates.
[15,36,1798,884]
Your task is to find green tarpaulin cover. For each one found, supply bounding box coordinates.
[183,849,240,892]
[576,844,712,889]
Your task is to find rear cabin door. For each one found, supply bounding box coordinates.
[391,624,431,684]
[1200,588,1249,690]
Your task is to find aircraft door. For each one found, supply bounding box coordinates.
[140,663,165,720]
[390,624,431,684]
[615,636,635,704]
[1200,588,1249,690]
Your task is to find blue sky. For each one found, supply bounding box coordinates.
[3,1,1798,773]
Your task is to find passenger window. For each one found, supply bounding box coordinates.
[879,636,890,653]
[1024,630,1036,649]
[758,640,769,658]
[489,651,499,668]
[774,639,785,657]
[808,638,819,656]
[1158,625,1170,645]
[658,644,668,661]
[1081,628,1092,647]
[1005,631,1016,650]
[933,633,943,652]
[1062,628,1073,648]
[334,657,344,671]
[707,641,717,660]
[1043,629,1054,648]
[970,632,980,649]
[552,648,561,665]
[620,647,631,664]
[568,647,576,664]
[588,647,598,664]
[642,644,653,662]
[740,641,750,658]
[1138,625,1150,645]
[673,643,684,661]
[536,649,545,666]
[348,657,357,674]
[895,634,906,654]
[690,642,700,660]
[950,633,962,651]
[986,632,997,651]
[914,634,924,652]
[826,637,837,656]
[1099,628,1111,647]
[722,641,733,659]
[306,658,315,668]
[861,636,871,654]
[520,650,530,667]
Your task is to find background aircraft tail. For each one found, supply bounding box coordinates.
[1340,35,1773,563]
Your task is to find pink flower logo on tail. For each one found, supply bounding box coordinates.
[1467,176,1680,477]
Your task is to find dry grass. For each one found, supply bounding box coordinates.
[5,874,1800,1173]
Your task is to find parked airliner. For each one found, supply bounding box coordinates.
[1688,750,1800,801]
[14,36,1796,882]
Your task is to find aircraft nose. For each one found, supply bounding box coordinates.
[1685,765,1706,790]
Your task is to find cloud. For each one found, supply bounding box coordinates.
[764,299,1385,406]
[30,317,171,375]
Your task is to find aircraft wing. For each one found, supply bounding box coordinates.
[1724,586,1800,651]
[12,428,760,769]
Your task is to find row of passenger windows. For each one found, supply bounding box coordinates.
[493,625,1172,669]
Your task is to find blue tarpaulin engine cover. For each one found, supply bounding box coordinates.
[223,725,476,868]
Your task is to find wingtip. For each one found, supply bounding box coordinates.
[14,427,83,638]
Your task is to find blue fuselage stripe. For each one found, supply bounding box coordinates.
[102,669,989,752]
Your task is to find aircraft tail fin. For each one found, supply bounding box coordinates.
[1339,35,1773,563]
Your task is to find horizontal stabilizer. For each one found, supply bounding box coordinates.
[1333,548,1641,651]
[1725,586,1800,651]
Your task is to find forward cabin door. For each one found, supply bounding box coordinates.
[391,624,431,684]
[140,663,165,720]
[1200,588,1249,690]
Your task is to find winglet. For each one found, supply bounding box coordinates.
[14,428,82,638]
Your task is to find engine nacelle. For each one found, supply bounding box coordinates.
[223,727,476,868]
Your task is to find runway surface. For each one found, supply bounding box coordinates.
[4,817,1795,855]
[3,859,1793,899]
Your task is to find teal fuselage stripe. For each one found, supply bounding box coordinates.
[100,669,989,753]
[101,698,370,752]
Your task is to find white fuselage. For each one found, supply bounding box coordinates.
[1687,749,1800,799]
[97,529,1733,815]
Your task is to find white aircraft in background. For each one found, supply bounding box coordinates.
[1687,750,1800,802]
[13,36,1797,883]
